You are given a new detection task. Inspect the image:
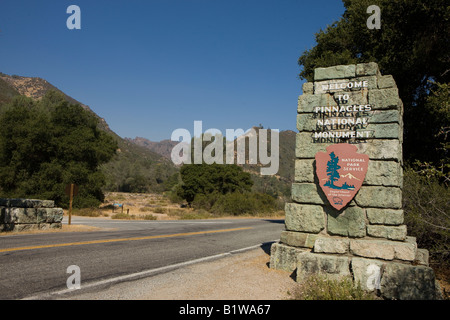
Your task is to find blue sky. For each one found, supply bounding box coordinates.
[0,0,345,141]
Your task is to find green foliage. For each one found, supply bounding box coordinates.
[0,77,20,105]
[209,192,280,216]
[176,163,281,216]
[291,275,377,300]
[111,213,135,220]
[177,163,253,204]
[298,0,449,171]
[101,143,178,194]
[0,91,117,208]
[403,168,450,264]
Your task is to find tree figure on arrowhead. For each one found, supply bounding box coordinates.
[324,151,341,188]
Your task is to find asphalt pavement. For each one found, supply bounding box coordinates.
[0,216,284,300]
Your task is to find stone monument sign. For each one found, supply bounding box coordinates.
[270,63,439,300]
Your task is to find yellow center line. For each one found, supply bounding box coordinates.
[0,227,252,253]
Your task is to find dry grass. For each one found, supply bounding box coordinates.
[73,192,286,221]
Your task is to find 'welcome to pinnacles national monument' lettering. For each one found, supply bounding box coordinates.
[269,63,439,300]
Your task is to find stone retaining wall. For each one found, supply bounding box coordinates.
[270,63,440,300]
[0,198,63,232]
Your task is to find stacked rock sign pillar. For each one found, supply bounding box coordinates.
[269,63,439,300]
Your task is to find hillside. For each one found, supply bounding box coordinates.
[235,128,295,198]
[0,72,178,193]
[125,137,179,160]
[128,128,296,198]
[0,72,295,198]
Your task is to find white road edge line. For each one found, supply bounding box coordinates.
[22,239,279,300]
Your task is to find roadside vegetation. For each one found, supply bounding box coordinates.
[290,275,379,300]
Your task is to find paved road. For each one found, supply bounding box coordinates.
[0,217,284,300]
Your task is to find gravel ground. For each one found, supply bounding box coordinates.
[62,246,298,300]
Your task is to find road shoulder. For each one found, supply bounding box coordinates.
[61,246,297,300]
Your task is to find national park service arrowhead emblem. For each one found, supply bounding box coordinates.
[315,144,369,210]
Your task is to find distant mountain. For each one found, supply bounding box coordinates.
[0,72,115,133]
[0,72,178,193]
[125,137,180,160]
[1,72,90,110]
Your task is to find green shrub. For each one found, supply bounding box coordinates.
[0,92,117,208]
[152,207,166,214]
[210,192,279,216]
[111,213,136,220]
[71,207,102,217]
[192,192,218,211]
[291,275,377,300]
[167,208,185,216]
[403,168,450,264]
[140,214,157,220]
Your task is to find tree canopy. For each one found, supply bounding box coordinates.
[0,91,118,207]
[177,163,253,204]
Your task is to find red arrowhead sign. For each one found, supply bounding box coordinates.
[315,144,369,210]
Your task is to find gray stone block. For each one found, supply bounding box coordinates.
[295,132,327,159]
[313,237,350,254]
[296,136,402,161]
[364,161,402,187]
[377,75,396,89]
[298,93,333,113]
[355,139,402,161]
[314,77,376,95]
[366,208,404,225]
[326,206,366,238]
[356,62,380,77]
[39,222,63,230]
[291,183,326,205]
[314,64,356,81]
[368,88,401,110]
[349,239,417,261]
[357,123,401,139]
[296,252,351,281]
[355,186,402,209]
[269,242,306,272]
[415,248,429,266]
[284,203,325,233]
[366,224,407,241]
[380,262,436,300]
[1,198,55,208]
[13,224,40,232]
[37,208,64,223]
[352,257,437,299]
[4,208,37,224]
[368,109,401,124]
[280,231,317,249]
[302,82,314,94]
[294,159,315,183]
[351,257,385,292]
[296,113,316,132]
